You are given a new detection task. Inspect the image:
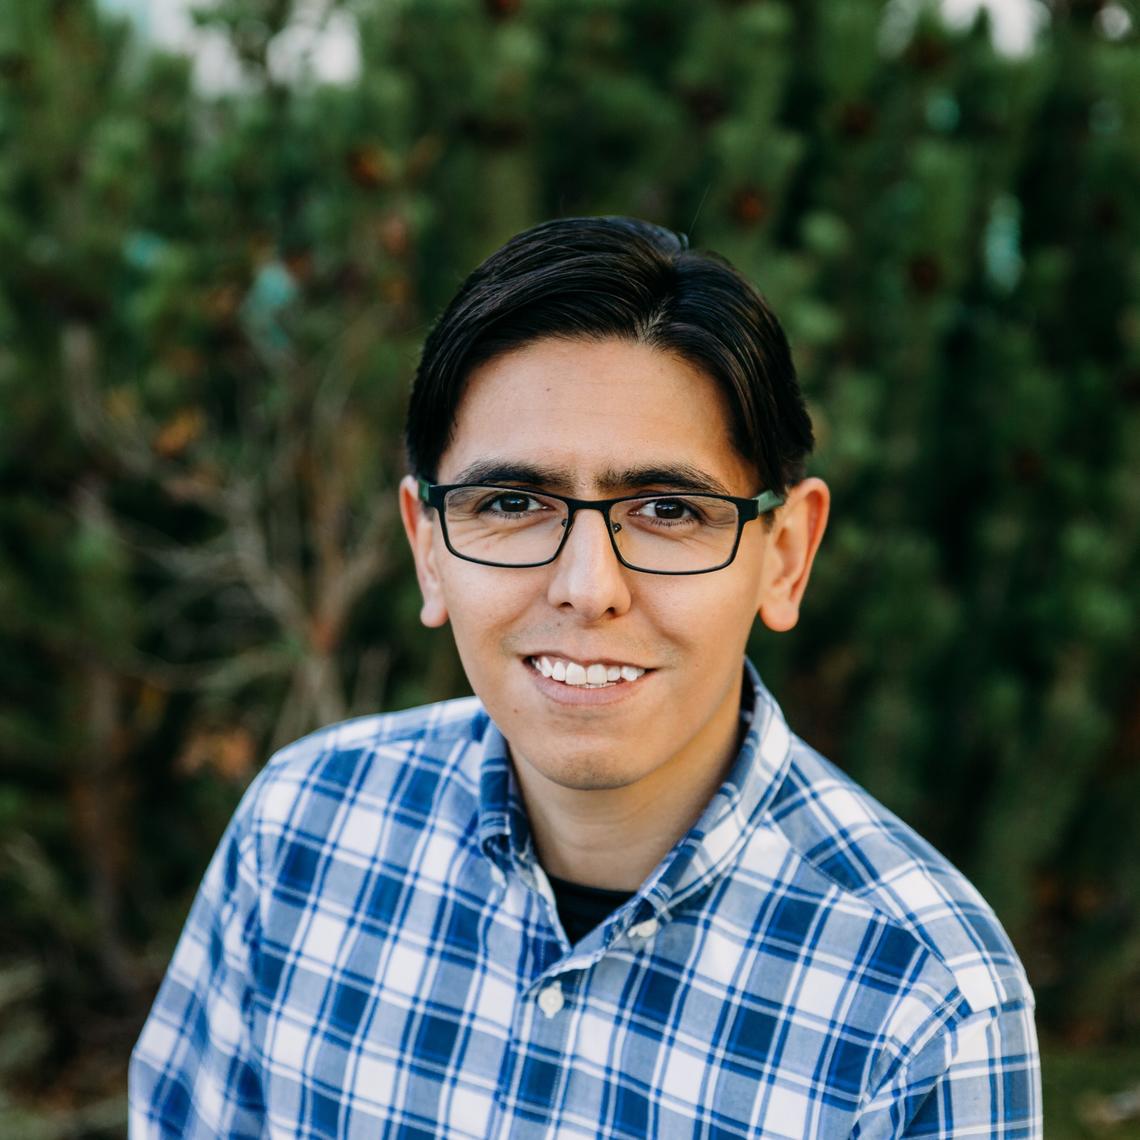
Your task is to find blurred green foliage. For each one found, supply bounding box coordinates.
[0,0,1137,1133]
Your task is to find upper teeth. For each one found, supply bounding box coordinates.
[532,656,646,686]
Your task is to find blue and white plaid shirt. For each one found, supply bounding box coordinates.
[130,661,1041,1138]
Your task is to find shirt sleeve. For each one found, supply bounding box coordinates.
[129,780,268,1139]
[853,1000,1043,1139]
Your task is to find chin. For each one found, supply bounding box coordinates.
[515,747,651,793]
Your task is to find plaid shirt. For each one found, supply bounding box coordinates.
[130,662,1041,1138]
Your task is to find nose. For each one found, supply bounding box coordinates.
[545,507,633,620]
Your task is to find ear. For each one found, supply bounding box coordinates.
[756,477,830,633]
[399,476,450,628]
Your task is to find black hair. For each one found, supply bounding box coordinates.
[404,216,813,497]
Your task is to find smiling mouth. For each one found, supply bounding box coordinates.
[528,655,648,689]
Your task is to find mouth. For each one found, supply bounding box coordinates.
[527,654,648,689]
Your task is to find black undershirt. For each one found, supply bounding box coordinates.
[546,874,635,944]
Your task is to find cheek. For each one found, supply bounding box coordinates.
[440,566,536,643]
[644,575,762,647]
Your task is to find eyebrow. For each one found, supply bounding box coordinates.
[448,460,734,496]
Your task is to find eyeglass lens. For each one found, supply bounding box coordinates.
[442,486,741,572]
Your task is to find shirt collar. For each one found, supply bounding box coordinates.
[475,718,532,866]
[476,658,793,905]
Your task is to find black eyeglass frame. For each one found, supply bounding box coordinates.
[417,478,786,576]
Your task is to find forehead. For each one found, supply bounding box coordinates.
[440,337,756,492]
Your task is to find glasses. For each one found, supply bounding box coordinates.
[418,479,785,575]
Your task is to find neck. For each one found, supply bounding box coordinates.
[511,711,744,893]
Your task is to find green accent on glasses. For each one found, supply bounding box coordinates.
[417,478,785,575]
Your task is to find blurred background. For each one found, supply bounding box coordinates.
[1,0,1137,1135]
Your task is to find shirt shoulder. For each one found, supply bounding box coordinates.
[765,734,1033,1018]
[240,695,491,847]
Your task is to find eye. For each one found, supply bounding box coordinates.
[483,490,543,515]
[638,497,699,522]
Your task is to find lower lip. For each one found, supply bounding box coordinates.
[524,659,652,706]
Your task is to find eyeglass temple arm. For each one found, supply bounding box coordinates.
[750,489,785,517]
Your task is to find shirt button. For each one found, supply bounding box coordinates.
[538,983,564,1018]
[629,918,660,940]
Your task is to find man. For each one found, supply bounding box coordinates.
[130,217,1042,1137]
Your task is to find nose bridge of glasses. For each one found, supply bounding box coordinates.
[565,497,622,531]
[560,499,624,560]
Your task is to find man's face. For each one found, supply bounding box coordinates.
[402,337,784,802]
